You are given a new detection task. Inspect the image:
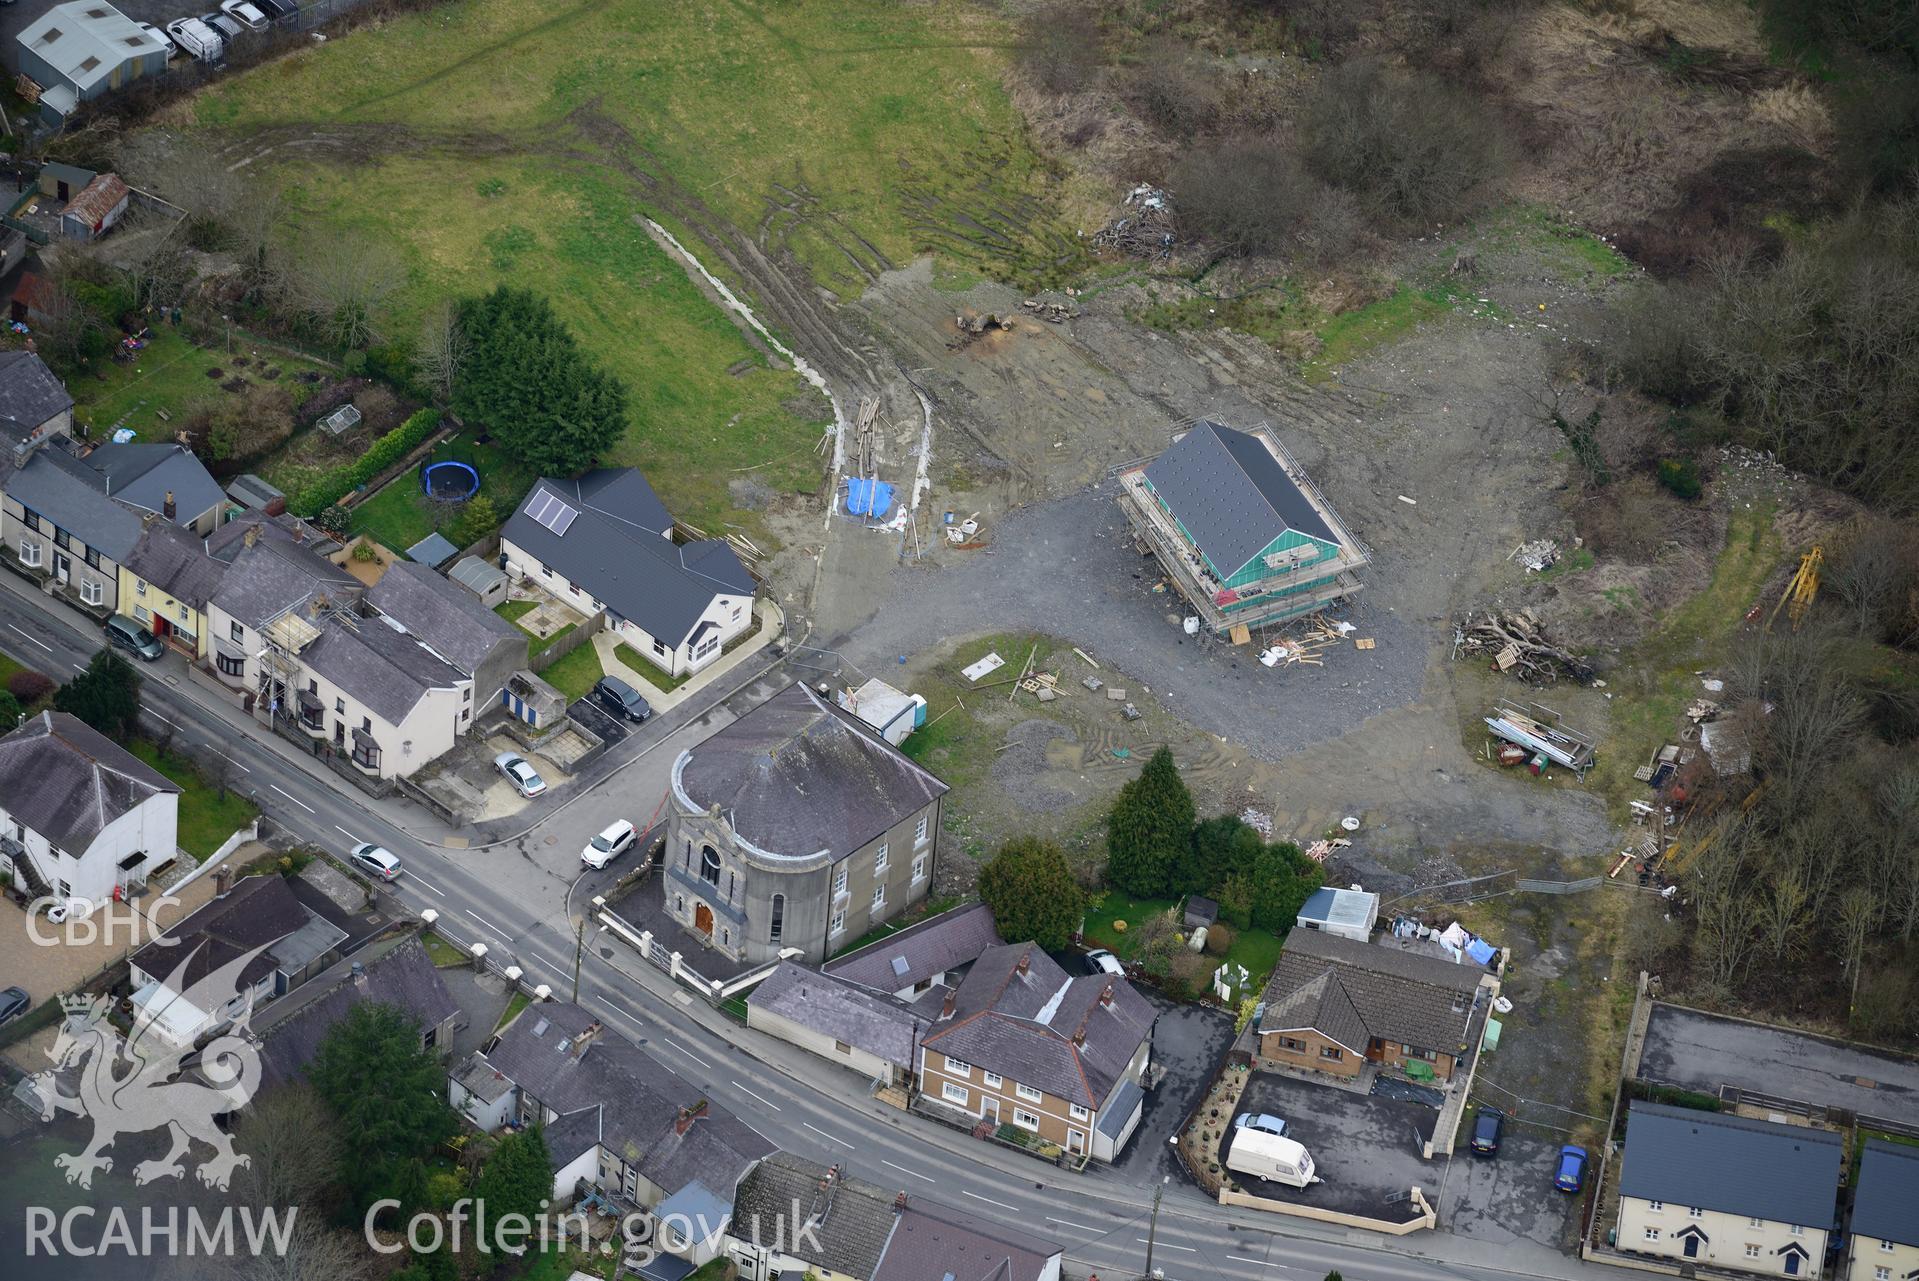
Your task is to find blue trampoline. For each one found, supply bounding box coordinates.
[421,460,481,502]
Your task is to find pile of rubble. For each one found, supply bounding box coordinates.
[1454,608,1594,683]
[1512,539,1560,573]
[1019,298,1078,323]
[1091,184,1177,260]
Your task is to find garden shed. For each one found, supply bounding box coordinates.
[448,556,508,608]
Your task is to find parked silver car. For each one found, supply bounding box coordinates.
[494,752,546,798]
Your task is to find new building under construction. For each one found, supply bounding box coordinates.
[1115,420,1369,634]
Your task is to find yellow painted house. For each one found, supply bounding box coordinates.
[117,519,227,660]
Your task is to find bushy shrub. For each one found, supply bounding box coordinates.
[1656,457,1703,499]
[1019,4,1103,94]
[1171,136,1364,262]
[1123,38,1219,136]
[1204,921,1236,955]
[1299,59,1509,224]
[7,670,54,706]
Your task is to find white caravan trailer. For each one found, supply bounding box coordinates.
[1226,1128,1322,1188]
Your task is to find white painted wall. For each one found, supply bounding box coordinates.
[1,790,177,905]
[1618,1198,1828,1276]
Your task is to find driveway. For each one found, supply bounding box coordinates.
[1445,1125,1583,1248]
[1090,994,1235,1186]
[1638,1003,1919,1121]
[1221,1071,1437,1222]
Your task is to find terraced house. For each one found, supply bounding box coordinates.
[1115,419,1369,633]
[918,942,1157,1163]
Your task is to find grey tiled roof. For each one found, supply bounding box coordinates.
[747,962,920,1068]
[257,934,457,1087]
[873,1195,1059,1281]
[502,469,754,645]
[123,519,228,609]
[4,448,141,559]
[299,615,463,725]
[1095,1078,1144,1141]
[1258,928,1482,1054]
[0,711,177,855]
[367,560,521,678]
[0,350,72,434]
[80,443,223,525]
[208,519,359,627]
[131,875,313,993]
[1261,969,1370,1054]
[677,683,948,863]
[1852,1139,1919,1246]
[731,1153,896,1279]
[824,902,1001,993]
[921,943,1156,1110]
[479,1002,770,1200]
[1620,1102,1841,1228]
[1141,420,1338,578]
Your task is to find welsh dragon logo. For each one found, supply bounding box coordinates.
[29,941,273,1191]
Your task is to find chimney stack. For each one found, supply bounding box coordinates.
[1015,949,1030,976]
[893,1191,908,1215]
[939,990,957,1020]
[673,1099,710,1136]
[214,867,233,896]
[162,490,175,520]
[1099,981,1115,1007]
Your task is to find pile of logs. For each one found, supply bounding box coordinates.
[1020,298,1077,323]
[1455,609,1594,683]
[952,313,1012,349]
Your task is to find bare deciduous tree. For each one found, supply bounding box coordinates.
[414,299,467,405]
[231,1084,345,1211]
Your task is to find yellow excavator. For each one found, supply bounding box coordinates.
[1764,546,1822,633]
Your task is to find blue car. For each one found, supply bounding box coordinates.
[1554,1144,1589,1193]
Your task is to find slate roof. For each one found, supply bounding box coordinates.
[1258,928,1483,1055]
[874,1195,1060,1281]
[824,902,1000,994]
[5,447,142,559]
[299,614,464,726]
[122,519,227,608]
[1141,420,1339,578]
[257,934,458,1087]
[676,683,948,863]
[1619,1103,1842,1228]
[78,442,222,525]
[731,1153,897,1279]
[130,875,316,993]
[922,943,1156,1110]
[747,962,920,1068]
[1853,1139,1919,1247]
[367,559,521,678]
[0,350,73,435]
[0,711,177,854]
[477,1002,771,1200]
[501,468,755,646]
[207,516,358,628]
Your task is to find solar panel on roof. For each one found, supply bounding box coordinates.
[527,490,578,536]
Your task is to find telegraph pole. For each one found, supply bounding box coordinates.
[572,916,587,1002]
[1143,1176,1167,1278]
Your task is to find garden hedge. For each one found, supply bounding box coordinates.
[291,408,441,516]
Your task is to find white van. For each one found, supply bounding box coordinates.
[165,17,224,62]
[1226,1128,1321,1188]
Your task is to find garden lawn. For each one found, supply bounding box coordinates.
[614,643,691,694]
[67,328,331,440]
[1084,888,1283,996]
[127,738,260,860]
[538,643,604,702]
[183,0,1082,536]
[348,435,538,552]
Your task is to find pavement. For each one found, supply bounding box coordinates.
[1637,1002,1919,1121]
[0,565,1633,1281]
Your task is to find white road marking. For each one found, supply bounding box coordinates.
[881,1159,933,1183]
[467,912,508,941]
[1229,1257,1267,1267]
[1138,1239,1196,1253]
[732,1082,780,1112]
[407,872,446,898]
[7,624,52,652]
[802,1121,853,1149]
[269,784,314,813]
[72,663,87,673]
[214,750,250,773]
[335,826,363,845]
[146,710,182,729]
[662,1037,711,1069]
[961,1191,1019,1211]
[1045,1216,1096,1233]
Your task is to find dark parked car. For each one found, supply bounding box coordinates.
[593,675,651,723]
[0,986,30,1026]
[1554,1144,1589,1193]
[1469,1107,1504,1156]
[255,0,300,15]
[105,615,165,661]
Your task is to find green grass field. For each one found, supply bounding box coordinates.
[67,329,331,439]
[127,738,260,860]
[349,435,538,552]
[183,0,1073,538]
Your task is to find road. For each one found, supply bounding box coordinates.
[0,569,1604,1281]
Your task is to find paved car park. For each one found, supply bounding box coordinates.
[1445,1125,1585,1247]
[1217,1071,1438,1221]
[1639,1002,1919,1120]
